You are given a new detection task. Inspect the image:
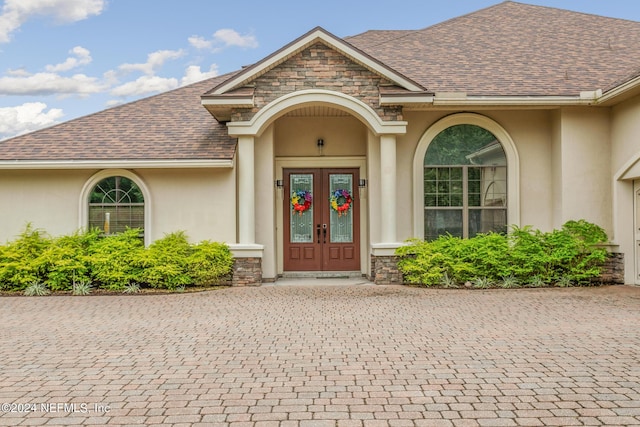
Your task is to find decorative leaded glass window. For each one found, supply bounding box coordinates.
[424,124,507,240]
[88,176,144,235]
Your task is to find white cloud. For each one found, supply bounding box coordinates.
[188,36,212,50]
[6,68,30,77]
[181,64,219,86]
[110,75,178,97]
[213,29,258,48]
[119,49,185,76]
[189,29,258,51]
[45,46,92,72]
[0,0,105,43]
[0,72,105,96]
[0,102,64,139]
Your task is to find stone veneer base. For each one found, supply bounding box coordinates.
[370,255,403,285]
[231,257,262,286]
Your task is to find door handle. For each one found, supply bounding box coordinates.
[316,224,321,244]
[322,224,327,244]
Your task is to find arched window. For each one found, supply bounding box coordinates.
[424,124,507,240]
[88,176,144,235]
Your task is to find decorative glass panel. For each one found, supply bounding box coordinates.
[290,174,313,243]
[425,209,463,241]
[329,174,353,243]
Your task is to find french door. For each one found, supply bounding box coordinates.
[284,168,360,271]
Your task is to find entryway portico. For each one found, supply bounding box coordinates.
[224,89,408,283]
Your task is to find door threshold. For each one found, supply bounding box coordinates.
[281,271,363,279]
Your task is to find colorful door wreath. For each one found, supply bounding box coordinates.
[330,189,352,216]
[291,190,312,215]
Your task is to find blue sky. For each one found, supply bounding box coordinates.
[0,0,639,140]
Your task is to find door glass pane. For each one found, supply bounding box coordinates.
[329,174,353,243]
[290,174,313,243]
[425,209,463,241]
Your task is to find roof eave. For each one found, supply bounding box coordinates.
[431,93,600,107]
[201,96,255,121]
[597,76,640,106]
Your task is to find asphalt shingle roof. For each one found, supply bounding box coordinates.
[0,74,237,161]
[3,1,640,161]
[347,1,640,96]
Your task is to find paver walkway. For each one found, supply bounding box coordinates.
[1,283,639,426]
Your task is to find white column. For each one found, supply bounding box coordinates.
[380,134,397,243]
[237,135,255,244]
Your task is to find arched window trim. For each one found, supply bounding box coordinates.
[79,169,151,246]
[413,113,520,239]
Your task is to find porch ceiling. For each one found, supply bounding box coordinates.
[283,106,351,117]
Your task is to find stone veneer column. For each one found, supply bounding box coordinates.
[380,135,397,243]
[237,135,256,244]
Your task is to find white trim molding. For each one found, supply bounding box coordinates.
[78,169,152,246]
[228,243,265,258]
[412,113,521,238]
[227,89,407,138]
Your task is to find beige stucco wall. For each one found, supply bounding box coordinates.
[135,168,236,244]
[275,116,367,157]
[0,168,236,245]
[0,169,93,242]
[611,93,640,283]
[551,108,612,235]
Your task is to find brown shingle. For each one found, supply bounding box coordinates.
[347,1,640,96]
[0,74,237,161]
[4,2,640,162]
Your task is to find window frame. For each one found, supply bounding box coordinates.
[413,113,520,239]
[79,169,151,246]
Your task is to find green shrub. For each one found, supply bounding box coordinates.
[38,229,101,291]
[0,224,51,290]
[86,228,145,291]
[397,220,609,287]
[186,241,233,285]
[0,226,233,293]
[137,231,193,289]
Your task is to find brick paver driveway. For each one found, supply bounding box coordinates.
[1,283,639,426]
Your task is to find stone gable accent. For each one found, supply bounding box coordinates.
[231,43,403,122]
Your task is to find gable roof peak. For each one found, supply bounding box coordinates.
[204,25,427,98]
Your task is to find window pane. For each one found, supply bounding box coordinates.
[290,174,314,243]
[425,124,501,165]
[483,166,507,207]
[425,209,463,241]
[468,209,507,237]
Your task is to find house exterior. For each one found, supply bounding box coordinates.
[2,1,640,285]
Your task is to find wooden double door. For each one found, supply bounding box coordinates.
[284,168,360,271]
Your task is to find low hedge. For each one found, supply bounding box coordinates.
[396,220,609,288]
[0,225,233,293]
